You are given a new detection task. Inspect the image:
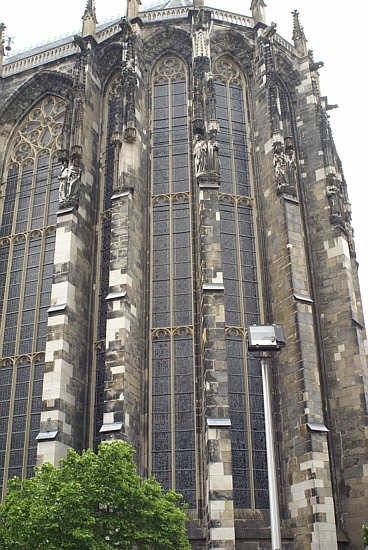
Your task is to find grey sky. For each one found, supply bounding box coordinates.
[2,0,367,321]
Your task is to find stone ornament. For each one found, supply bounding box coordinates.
[273,139,297,197]
[326,173,355,256]
[193,130,220,181]
[326,174,344,222]
[191,9,211,60]
[58,159,82,208]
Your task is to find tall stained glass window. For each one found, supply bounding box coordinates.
[150,57,197,508]
[0,95,65,493]
[214,57,268,509]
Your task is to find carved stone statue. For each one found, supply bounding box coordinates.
[59,160,82,207]
[207,132,220,175]
[273,140,297,197]
[273,141,287,185]
[193,134,208,177]
[193,131,220,181]
[326,174,344,222]
[284,139,297,190]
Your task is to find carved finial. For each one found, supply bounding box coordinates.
[0,23,6,78]
[82,0,97,38]
[292,10,308,56]
[251,0,266,25]
[126,0,141,21]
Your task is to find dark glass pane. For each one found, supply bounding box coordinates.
[151,337,171,491]
[2,240,26,357]
[31,154,49,229]
[15,162,34,234]
[0,165,19,237]
[47,157,63,226]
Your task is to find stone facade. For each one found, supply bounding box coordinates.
[0,2,367,549]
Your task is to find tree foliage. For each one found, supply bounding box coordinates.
[0,441,190,550]
[363,523,368,546]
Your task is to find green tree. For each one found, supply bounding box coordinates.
[363,523,368,546]
[0,441,190,550]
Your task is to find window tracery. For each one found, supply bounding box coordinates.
[0,95,65,495]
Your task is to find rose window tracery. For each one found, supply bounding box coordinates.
[10,96,66,164]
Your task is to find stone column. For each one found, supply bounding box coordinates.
[198,175,236,550]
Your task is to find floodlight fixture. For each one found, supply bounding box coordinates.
[247,324,285,352]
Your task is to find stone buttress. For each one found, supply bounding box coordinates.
[251,21,339,550]
[99,16,146,453]
[37,35,101,464]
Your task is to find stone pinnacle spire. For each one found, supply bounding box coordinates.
[126,0,141,21]
[0,23,6,77]
[251,0,266,25]
[82,0,97,38]
[292,9,307,56]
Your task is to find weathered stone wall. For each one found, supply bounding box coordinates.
[293,46,368,549]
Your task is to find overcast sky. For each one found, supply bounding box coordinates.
[2,0,368,320]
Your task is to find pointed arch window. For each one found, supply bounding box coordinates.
[0,95,65,493]
[150,57,197,509]
[213,57,269,510]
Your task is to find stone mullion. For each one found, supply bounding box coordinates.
[199,184,235,550]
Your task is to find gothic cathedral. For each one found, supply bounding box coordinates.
[0,0,367,548]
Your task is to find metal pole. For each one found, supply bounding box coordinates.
[261,357,281,550]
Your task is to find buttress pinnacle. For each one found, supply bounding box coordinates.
[82,0,97,38]
[250,0,266,25]
[292,9,307,56]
